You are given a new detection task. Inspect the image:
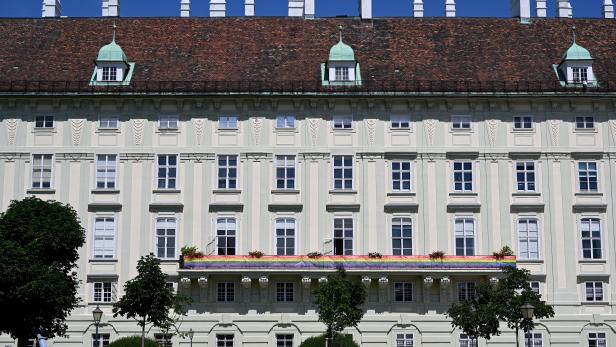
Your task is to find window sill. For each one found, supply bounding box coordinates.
[156,129,180,133]
[92,189,120,194]
[153,189,181,194]
[329,190,358,194]
[449,128,473,133]
[331,128,355,132]
[575,192,603,197]
[213,189,242,194]
[387,192,416,197]
[88,302,115,306]
[271,189,300,194]
[512,128,535,133]
[217,128,239,132]
[274,128,298,133]
[96,128,120,134]
[449,192,477,197]
[89,259,118,263]
[511,192,541,196]
[388,128,412,132]
[158,259,179,263]
[578,259,607,264]
[32,128,57,133]
[26,188,55,194]
[516,259,544,264]
[573,129,597,133]
[581,301,609,306]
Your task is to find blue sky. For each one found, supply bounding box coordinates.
[3,0,605,18]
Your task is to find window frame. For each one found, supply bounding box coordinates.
[332,216,354,256]
[515,161,536,192]
[585,281,604,302]
[275,155,296,190]
[216,216,237,256]
[274,217,296,256]
[34,115,54,129]
[217,155,239,190]
[391,161,412,192]
[572,67,589,83]
[93,281,113,303]
[155,216,177,260]
[451,115,472,130]
[454,217,476,256]
[101,66,118,82]
[394,282,413,302]
[517,218,540,260]
[457,281,476,301]
[96,154,118,190]
[216,283,235,302]
[332,155,354,190]
[458,333,478,347]
[452,161,473,192]
[93,215,116,259]
[587,331,607,347]
[92,333,111,347]
[334,66,350,81]
[276,334,294,347]
[390,115,411,130]
[218,116,239,130]
[158,115,179,130]
[395,333,414,347]
[529,281,541,295]
[575,116,595,130]
[578,161,599,192]
[275,282,295,302]
[391,216,413,256]
[275,115,296,129]
[513,115,534,130]
[31,154,53,189]
[580,217,603,260]
[154,334,173,347]
[332,115,353,130]
[98,115,119,130]
[156,154,178,190]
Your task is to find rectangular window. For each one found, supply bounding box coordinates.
[529,281,541,295]
[394,282,413,302]
[453,162,473,192]
[459,334,478,347]
[335,66,350,81]
[513,116,533,129]
[391,161,411,192]
[92,334,110,347]
[518,219,539,260]
[96,154,117,189]
[276,282,294,302]
[154,334,173,347]
[159,115,179,130]
[578,162,598,192]
[93,282,112,303]
[93,216,115,259]
[451,115,471,129]
[333,155,353,190]
[454,218,475,256]
[333,115,353,129]
[216,334,234,347]
[35,115,54,128]
[573,67,589,83]
[102,66,117,81]
[157,155,177,189]
[524,332,543,347]
[217,283,235,302]
[581,218,602,259]
[516,162,536,192]
[275,218,295,256]
[392,217,412,255]
[585,282,604,302]
[391,115,411,129]
[576,116,595,129]
[333,218,353,255]
[276,155,296,190]
[156,217,176,259]
[276,334,293,347]
[457,282,476,301]
[99,116,119,129]
[276,115,296,129]
[31,154,53,189]
[219,116,238,129]
[217,155,238,189]
[588,332,607,347]
[217,217,237,255]
[396,333,413,347]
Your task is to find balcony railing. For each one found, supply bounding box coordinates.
[179,255,516,272]
[1,80,616,95]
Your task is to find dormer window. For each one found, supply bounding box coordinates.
[321,26,362,86]
[335,67,349,81]
[102,67,118,82]
[554,26,597,87]
[572,67,588,83]
[90,24,135,86]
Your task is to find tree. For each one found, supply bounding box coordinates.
[113,254,190,347]
[0,197,85,347]
[448,266,555,344]
[313,269,366,344]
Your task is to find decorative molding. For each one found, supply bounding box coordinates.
[258,276,269,289]
[132,119,146,146]
[180,153,215,162]
[251,117,264,145]
[378,276,389,288]
[120,153,155,162]
[419,152,446,162]
[423,276,434,289]
[548,119,561,146]
[424,119,437,145]
[56,152,94,162]
[241,276,252,289]
[544,152,570,162]
[318,276,328,284]
[307,118,320,146]
[609,119,616,141]
[5,119,18,145]
[361,276,372,288]
[301,276,312,289]
[365,119,377,145]
[440,276,451,289]
[180,277,191,289]
[242,152,272,161]
[193,118,206,145]
[70,119,85,146]
[197,276,208,288]
[0,152,29,162]
[486,119,498,146]
[481,152,509,162]
[300,152,330,161]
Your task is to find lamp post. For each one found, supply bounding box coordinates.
[92,306,103,347]
[520,303,535,347]
[187,329,194,347]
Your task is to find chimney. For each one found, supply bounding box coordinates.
[413,0,424,17]
[289,0,304,16]
[42,0,61,17]
[181,0,190,17]
[511,0,530,19]
[445,0,456,17]
[210,0,226,17]
[604,0,615,18]
[557,0,572,18]
[536,0,547,17]
[360,0,372,19]
[102,0,120,17]
[245,0,255,16]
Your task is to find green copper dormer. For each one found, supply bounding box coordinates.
[322,26,362,86]
[90,24,135,86]
[553,26,597,87]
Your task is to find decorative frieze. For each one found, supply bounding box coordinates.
[0,152,29,162]
[423,276,434,289]
[258,276,269,289]
[241,276,252,288]
[307,118,320,146]
[180,277,191,289]
[486,119,498,146]
[197,276,208,288]
[70,119,85,146]
[193,118,206,145]
[5,119,18,145]
[56,153,94,162]
[131,119,146,146]
[251,117,264,145]
[120,153,155,162]
[424,119,437,146]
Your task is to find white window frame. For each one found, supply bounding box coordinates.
[451,115,472,130]
[391,161,412,192]
[98,115,119,129]
[93,282,113,303]
[31,154,53,189]
[276,115,296,129]
[34,115,54,129]
[390,115,411,129]
[391,216,413,255]
[93,215,116,259]
[575,116,595,130]
[517,218,539,260]
[276,282,295,302]
[216,283,235,302]
[101,66,118,82]
[454,217,476,256]
[394,282,413,302]
[275,155,296,190]
[578,161,598,192]
[513,115,533,130]
[276,334,294,347]
[154,334,173,347]
[459,333,478,347]
[217,155,239,190]
[580,217,603,260]
[334,66,350,81]
[158,115,179,130]
[332,115,353,129]
[452,161,473,192]
[155,216,177,259]
[515,161,536,192]
[96,154,118,190]
[92,333,110,347]
[333,216,354,255]
[219,116,238,130]
[529,281,541,295]
[585,281,604,302]
[395,333,414,347]
[587,332,607,347]
[572,67,589,83]
[156,154,178,190]
[332,155,353,190]
[217,217,237,255]
[524,332,543,347]
[457,281,476,300]
[274,217,296,256]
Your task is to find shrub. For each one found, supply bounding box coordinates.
[368,252,382,259]
[299,334,359,347]
[181,246,203,257]
[248,250,264,258]
[429,250,445,260]
[307,251,323,258]
[493,246,514,259]
[107,336,159,347]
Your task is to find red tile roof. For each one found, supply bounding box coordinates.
[0,17,615,84]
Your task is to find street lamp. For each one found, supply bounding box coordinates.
[92,306,103,347]
[187,328,194,347]
[519,303,535,347]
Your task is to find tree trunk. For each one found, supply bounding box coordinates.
[17,335,31,347]
[141,322,146,347]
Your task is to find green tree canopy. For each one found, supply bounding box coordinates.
[113,254,190,347]
[447,266,555,340]
[0,197,85,347]
[313,269,366,339]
